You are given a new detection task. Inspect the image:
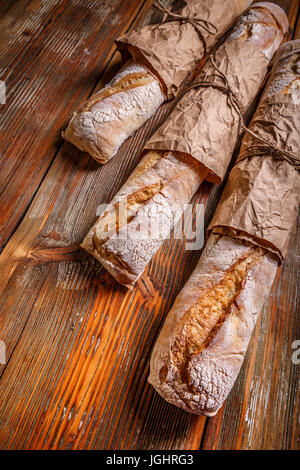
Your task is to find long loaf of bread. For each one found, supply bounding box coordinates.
[148,40,300,416]
[149,234,278,415]
[62,62,165,164]
[81,3,288,289]
[62,0,252,164]
[81,150,208,285]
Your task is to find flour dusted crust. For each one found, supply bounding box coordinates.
[228,2,288,61]
[148,235,278,415]
[81,150,207,288]
[62,62,165,163]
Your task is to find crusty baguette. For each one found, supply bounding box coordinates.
[227,2,288,61]
[81,150,208,287]
[62,62,165,163]
[148,39,300,416]
[81,3,287,289]
[62,0,253,164]
[148,234,278,416]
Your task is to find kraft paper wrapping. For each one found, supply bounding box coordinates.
[144,31,270,183]
[116,0,253,99]
[209,40,300,261]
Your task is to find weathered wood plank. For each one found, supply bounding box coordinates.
[0,0,298,451]
[0,0,152,250]
[0,0,209,450]
[0,119,209,451]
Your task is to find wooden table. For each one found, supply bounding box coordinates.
[0,0,299,450]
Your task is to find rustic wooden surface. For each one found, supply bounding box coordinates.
[0,0,299,450]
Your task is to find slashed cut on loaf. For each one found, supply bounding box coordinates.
[62,62,165,163]
[148,234,277,415]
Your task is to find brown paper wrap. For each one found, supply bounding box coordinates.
[116,0,253,100]
[209,40,300,261]
[144,3,288,183]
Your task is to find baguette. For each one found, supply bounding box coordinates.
[62,0,253,164]
[148,40,300,416]
[62,62,165,164]
[81,3,288,289]
[81,150,208,286]
[149,234,277,415]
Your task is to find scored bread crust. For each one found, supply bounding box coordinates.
[81,150,207,288]
[62,62,165,163]
[148,235,278,415]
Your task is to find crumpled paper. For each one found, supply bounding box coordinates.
[144,36,269,183]
[209,40,300,260]
[116,0,253,99]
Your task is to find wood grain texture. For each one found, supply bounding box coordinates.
[0,0,153,250]
[0,0,299,450]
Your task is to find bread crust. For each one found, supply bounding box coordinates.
[81,150,207,288]
[62,62,165,163]
[148,235,278,415]
[228,2,288,61]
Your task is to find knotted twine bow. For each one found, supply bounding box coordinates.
[186,55,300,172]
[154,0,218,56]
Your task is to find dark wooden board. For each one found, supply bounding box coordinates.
[0,0,298,450]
